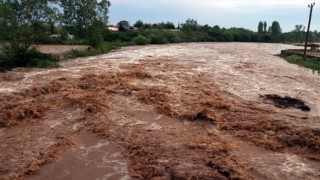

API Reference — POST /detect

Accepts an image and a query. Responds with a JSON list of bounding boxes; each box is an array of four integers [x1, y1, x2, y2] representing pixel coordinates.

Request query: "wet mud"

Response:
[[0, 43, 319, 179]]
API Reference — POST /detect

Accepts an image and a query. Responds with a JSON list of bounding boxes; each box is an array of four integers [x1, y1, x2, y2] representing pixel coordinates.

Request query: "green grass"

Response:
[[0, 41, 136, 71], [63, 41, 134, 60], [285, 55, 320, 71]]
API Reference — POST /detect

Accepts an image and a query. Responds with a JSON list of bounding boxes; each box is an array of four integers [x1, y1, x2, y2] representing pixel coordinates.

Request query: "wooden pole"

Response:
[[304, 2, 315, 60]]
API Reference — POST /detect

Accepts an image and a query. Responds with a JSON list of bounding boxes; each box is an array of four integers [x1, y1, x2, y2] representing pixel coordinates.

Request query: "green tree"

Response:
[[117, 20, 129, 27], [0, 0, 58, 52], [87, 20, 105, 48], [143, 23, 152, 29], [290, 24, 305, 42], [96, 0, 111, 24], [271, 21, 282, 36], [134, 20, 144, 29], [47, 6, 61, 35], [164, 21, 175, 29], [60, 0, 110, 39], [294, 24, 305, 32], [219, 32, 233, 42], [154, 21, 175, 29], [258, 21, 263, 33], [211, 25, 221, 36], [0, 0, 60, 70], [181, 18, 198, 31], [263, 21, 267, 33]]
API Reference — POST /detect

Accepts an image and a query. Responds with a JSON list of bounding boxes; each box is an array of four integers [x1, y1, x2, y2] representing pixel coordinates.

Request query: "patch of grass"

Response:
[[63, 42, 134, 59], [285, 55, 320, 71], [27, 58, 59, 68]]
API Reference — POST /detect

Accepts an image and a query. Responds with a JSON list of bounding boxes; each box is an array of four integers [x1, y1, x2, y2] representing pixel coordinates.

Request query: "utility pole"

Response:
[[304, 2, 315, 60]]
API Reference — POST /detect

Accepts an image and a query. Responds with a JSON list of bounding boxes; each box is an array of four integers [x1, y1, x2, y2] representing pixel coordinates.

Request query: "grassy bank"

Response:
[[0, 42, 134, 72], [0, 47, 59, 72], [63, 42, 133, 60], [285, 55, 320, 71]]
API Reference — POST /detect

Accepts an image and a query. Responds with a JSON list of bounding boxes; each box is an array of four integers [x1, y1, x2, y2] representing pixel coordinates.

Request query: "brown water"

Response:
[[1, 43, 319, 179], [28, 132, 130, 180]]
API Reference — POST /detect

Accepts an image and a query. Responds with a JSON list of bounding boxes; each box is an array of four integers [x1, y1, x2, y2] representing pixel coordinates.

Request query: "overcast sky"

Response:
[[108, 0, 320, 32]]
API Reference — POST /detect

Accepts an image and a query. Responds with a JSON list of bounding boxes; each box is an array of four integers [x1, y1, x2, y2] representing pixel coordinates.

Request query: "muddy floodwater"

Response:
[[0, 43, 319, 179]]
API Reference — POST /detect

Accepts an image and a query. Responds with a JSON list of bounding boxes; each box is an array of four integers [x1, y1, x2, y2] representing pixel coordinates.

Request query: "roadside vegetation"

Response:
[[285, 55, 320, 71], [63, 42, 133, 59], [1, 1, 320, 71]]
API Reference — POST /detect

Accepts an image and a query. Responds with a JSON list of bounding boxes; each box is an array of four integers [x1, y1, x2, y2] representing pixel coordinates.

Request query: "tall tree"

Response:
[[270, 21, 282, 36], [96, 0, 110, 24], [292, 24, 305, 42], [181, 18, 198, 31], [60, 0, 110, 38], [263, 21, 267, 33], [134, 20, 144, 29], [164, 21, 175, 29], [154, 21, 175, 29], [294, 24, 305, 32], [258, 21, 263, 33], [0, 0, 58, 53]]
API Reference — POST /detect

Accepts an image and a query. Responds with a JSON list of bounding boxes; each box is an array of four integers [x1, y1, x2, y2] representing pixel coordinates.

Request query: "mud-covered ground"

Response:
[[0, 43, 319, 180], [36, 45, 88, 55]]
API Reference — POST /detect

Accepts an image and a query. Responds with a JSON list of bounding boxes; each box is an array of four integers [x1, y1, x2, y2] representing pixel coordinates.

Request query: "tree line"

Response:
[[107, 19, 320, 44], [0, 0, 111, 49], [0, 0, 111, 70]]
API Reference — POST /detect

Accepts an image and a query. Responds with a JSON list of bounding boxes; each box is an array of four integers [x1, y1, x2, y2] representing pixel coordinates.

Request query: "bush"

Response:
[[63, 42, 130, 59], [149, 33, 168, 44], [105, 31, 140, 42], [0, 46, 59, 71], [133, 35, 150, 45], [163, 31, 183, 43]]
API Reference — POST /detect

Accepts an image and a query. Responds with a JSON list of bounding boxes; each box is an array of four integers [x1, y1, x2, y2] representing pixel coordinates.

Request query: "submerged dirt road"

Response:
[[0, 43, 319, 179]]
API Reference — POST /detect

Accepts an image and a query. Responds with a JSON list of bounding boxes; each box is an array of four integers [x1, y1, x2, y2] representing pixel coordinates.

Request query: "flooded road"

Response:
[[0, 43, 319, 179]]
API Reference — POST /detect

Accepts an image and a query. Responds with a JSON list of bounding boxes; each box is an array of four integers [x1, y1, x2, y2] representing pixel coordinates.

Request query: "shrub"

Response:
[[0, 46, 59, 71], [149, 33, 168, 44], [163, 31, 183, 43], [133, 35, 150, 45], [63, 42, 128, 59]]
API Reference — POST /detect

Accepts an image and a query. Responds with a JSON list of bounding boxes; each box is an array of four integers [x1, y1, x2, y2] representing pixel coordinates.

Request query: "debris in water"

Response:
[[260, 94, 310, 112]]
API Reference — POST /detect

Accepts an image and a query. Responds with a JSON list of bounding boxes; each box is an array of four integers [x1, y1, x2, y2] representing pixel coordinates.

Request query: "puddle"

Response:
[[27, 132, 131, 180]]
